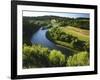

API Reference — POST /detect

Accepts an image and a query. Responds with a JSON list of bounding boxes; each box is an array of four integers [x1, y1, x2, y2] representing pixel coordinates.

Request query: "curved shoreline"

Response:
[[45, 31, 78, 53]]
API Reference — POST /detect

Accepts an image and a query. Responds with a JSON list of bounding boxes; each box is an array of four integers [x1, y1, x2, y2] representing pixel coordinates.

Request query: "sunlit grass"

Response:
[[61, 26, 89, 42]]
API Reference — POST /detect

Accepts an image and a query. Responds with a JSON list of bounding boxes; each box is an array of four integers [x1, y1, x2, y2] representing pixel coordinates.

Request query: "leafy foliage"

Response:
[[23, 44, 89, 68], [67, 51, 89, 66], [49, 50, 65, 67], [23, 44, 50, 68]]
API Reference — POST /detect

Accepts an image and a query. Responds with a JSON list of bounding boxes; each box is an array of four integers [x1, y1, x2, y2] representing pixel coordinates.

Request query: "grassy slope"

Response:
[[53, 26, 89, 52], [61, 26, 89, 42]]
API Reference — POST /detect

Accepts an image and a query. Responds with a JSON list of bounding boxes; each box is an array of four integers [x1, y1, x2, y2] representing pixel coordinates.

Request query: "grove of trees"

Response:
[[23, 44, 89, 68]]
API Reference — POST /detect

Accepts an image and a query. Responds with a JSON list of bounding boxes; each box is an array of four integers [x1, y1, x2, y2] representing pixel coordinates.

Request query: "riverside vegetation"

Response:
[[23, 16, 90, 68]]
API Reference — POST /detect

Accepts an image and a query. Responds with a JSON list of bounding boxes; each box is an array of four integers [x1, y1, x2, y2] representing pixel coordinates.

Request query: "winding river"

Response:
[[31, 27, 73, 56]]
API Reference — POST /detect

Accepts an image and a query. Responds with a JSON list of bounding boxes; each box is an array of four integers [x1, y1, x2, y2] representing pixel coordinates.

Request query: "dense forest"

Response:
[[23, 15, 90, 68]]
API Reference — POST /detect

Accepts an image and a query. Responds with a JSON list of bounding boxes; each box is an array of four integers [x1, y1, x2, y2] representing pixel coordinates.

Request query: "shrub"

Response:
[[73, 40, 86, 51], [23, 44, 34, 68], [67, 51, 89, 66], [49, 50, 65, 67], [23, 44, 50, 68]]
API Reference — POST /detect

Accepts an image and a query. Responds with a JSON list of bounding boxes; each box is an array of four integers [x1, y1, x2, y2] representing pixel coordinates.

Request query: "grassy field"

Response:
[[47, 26, 90, 52], [61, 26, 89, 42], [55, 40, 78, 53]]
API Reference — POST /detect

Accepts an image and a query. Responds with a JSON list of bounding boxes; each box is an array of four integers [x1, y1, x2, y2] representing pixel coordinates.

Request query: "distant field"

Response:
[[61, 26, 89, 42]]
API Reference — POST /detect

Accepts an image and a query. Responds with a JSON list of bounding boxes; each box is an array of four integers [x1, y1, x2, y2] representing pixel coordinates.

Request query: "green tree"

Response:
[[23, 44, 50, 68], [73, 40, 86, 51], [49, 50, 65, 67], [67, 51, 89, 66]]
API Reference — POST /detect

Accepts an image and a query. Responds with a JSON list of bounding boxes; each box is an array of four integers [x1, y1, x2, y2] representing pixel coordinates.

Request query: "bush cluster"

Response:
[[67, 51, 89, 66], [49, 50, 65, 67], [23, 44, 66, 68], [23, 44, 89, 68]]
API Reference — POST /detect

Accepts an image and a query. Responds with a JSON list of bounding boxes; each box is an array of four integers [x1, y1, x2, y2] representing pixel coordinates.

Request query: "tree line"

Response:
[[23, 16, 89, 30]]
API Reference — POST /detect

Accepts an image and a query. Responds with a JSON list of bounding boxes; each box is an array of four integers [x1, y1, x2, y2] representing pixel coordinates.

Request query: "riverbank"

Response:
[[46, 26, 89, 52], [46, 31, 78, 53], [23, 23, 41, 45]]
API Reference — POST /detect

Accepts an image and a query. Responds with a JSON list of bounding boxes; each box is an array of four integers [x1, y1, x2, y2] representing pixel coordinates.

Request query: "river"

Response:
[[31, 27, 73, 56]]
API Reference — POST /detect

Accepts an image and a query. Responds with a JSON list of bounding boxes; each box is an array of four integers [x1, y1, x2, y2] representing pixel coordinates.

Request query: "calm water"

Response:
[[31, 27, 73, 56]]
